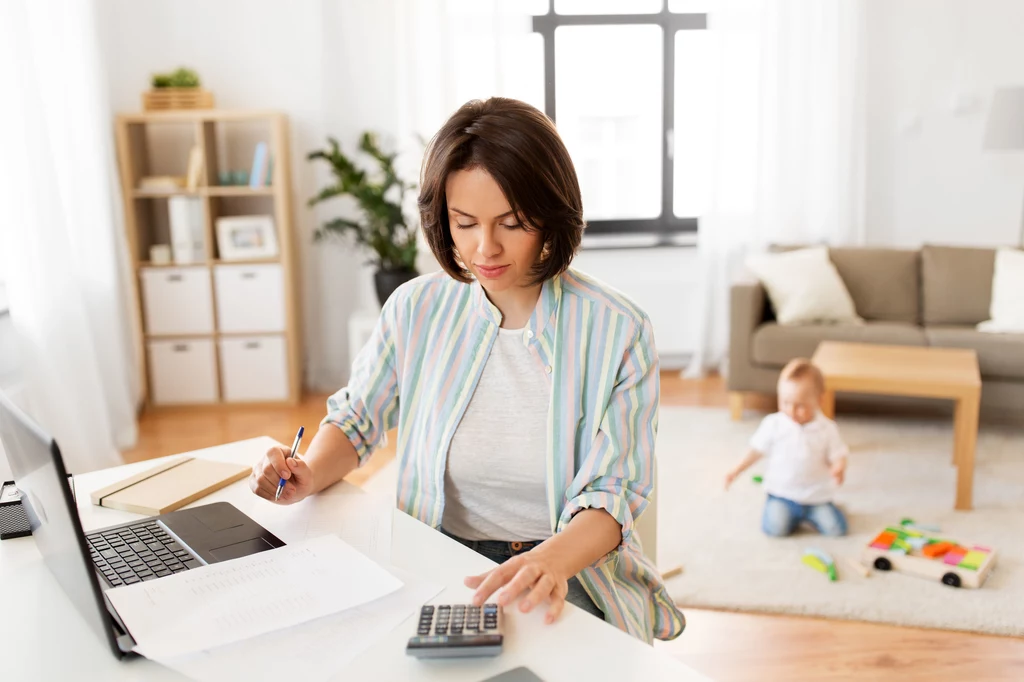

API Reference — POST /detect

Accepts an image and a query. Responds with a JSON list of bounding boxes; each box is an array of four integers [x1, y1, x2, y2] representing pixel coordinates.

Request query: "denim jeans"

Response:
[[762, 494, 848, 537], [441, 528, 605, 620]]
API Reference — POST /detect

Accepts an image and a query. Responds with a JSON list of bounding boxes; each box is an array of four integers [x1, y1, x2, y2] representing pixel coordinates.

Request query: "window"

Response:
[[532, 1, 710, 237]]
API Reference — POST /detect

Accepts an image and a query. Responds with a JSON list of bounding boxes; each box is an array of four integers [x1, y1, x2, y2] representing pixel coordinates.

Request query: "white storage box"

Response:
[[140, 267, 214, 336], [148, 339, 218, 404], [213, 264, 285, 333], [218, 335, 288, 402]]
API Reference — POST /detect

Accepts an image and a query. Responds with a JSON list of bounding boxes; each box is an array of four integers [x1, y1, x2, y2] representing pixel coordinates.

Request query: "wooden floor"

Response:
[[123, 373, 1024, 681]]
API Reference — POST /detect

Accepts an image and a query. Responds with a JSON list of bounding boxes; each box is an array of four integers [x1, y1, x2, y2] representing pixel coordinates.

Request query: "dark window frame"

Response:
[[532, 2, 707, 236]]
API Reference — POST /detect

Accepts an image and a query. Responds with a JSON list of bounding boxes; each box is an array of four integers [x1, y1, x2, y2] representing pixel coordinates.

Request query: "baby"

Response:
[[725, 358, 849, 537]]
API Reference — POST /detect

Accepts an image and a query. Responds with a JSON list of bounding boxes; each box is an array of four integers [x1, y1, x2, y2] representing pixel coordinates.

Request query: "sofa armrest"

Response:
[[728, 280, 767, 390]]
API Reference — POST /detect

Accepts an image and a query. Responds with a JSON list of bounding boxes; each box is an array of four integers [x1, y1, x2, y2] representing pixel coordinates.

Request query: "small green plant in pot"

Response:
[[308, 132, 418, 306]]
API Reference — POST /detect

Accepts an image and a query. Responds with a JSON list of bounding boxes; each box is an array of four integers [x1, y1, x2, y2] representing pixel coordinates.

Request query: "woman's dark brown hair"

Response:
[[418, 97, 585, 284]]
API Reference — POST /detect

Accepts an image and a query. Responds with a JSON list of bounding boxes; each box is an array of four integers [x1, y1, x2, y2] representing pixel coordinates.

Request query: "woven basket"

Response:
[[142, 88, 215, 111]]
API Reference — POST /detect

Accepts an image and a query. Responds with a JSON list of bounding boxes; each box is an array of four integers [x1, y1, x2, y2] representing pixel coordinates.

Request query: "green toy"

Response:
[[802, 548, 838, 581]]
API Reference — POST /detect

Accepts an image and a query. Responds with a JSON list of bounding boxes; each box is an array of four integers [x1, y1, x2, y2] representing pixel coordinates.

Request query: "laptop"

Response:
[[0, 390, 285, 658]]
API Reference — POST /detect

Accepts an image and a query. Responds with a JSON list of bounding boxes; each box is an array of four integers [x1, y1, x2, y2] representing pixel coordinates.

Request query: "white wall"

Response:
[[96, 0, 397, 392], [865, 0, 1024, 248], [95, 0, 699, 387]]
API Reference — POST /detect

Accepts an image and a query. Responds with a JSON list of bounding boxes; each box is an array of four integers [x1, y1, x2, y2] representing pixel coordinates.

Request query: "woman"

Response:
[[249, 98, 684, 643]]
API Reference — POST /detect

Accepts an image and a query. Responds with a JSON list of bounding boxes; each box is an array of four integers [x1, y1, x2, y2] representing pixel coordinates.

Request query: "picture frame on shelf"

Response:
[[215, 215, 278, 261]]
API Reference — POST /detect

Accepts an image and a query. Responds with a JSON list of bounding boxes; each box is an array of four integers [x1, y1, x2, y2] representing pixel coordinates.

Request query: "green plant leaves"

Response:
[[151, 67, 201, 89], [308, 133, 418, 271]]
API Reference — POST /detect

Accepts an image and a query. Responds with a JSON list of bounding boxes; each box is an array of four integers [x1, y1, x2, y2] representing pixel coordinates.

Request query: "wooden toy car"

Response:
[[861, 525, 997, 589]]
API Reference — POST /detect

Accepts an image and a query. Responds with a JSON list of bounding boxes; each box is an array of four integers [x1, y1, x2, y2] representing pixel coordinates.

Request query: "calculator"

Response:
[[405, 603, 504, 658]]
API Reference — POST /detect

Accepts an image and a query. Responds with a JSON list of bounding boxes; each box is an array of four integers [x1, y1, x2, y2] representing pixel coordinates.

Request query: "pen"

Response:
[[275, 426, 305, 501]]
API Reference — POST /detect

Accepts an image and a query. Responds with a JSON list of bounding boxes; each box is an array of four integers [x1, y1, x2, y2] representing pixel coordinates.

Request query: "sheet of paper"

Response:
[[106, 535, 402, 659], [273, 488, 394, 564], [154, 566, 442, 682]]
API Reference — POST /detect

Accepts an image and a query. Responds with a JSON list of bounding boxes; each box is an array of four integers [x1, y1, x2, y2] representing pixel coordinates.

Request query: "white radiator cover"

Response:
[[572, 248, 699, 368]]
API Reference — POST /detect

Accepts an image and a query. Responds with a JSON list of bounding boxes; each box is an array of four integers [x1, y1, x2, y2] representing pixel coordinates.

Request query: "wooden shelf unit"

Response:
[[114, 109, 302, 407]]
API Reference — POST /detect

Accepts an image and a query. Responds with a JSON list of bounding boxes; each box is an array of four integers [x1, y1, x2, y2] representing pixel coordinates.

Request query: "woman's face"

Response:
[[446, 167, 544, 293]]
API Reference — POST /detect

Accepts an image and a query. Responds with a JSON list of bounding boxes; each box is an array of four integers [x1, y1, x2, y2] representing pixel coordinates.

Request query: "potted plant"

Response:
[[143, 67, 214, 110], [308, 132, 419, 306]]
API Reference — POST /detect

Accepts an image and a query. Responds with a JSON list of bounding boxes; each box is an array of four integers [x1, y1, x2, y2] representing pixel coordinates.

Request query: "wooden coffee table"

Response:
[[810, 341, 981, 510]]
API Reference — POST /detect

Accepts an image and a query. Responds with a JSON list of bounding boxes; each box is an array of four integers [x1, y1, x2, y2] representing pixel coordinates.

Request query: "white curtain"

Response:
[[685, 0, 867, 377], [394, 0, 537, 152], [394, 0, 536, 184], [0, 0, 140, 472]]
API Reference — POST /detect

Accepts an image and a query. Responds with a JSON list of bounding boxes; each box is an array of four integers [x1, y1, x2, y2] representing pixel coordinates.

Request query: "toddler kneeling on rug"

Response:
[[725, 358, 849, 537]]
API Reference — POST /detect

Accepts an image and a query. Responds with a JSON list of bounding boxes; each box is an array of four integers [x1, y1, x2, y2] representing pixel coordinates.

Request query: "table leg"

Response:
[[953, 394, 980, 511], [820, 390, 836, 420], [729, 392, 745, 421]]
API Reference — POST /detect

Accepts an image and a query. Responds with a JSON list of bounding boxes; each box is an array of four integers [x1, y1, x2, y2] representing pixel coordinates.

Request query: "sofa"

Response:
[[728, 244, 1024, 422]]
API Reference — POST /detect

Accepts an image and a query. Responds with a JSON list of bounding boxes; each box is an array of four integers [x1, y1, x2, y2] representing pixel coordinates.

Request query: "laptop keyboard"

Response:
[[86, 521, 201, 587]]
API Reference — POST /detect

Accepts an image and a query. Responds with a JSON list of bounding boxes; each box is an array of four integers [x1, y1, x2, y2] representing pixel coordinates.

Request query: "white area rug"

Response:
[[656, 407, 1024, 636]]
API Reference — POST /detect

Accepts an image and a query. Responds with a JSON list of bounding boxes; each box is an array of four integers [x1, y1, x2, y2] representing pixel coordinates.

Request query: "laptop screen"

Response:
[[0, 391, 119, 656]]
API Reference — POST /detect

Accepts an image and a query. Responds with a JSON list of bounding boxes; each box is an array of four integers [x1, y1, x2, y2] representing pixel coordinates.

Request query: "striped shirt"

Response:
[[323, 268, 685, 642]]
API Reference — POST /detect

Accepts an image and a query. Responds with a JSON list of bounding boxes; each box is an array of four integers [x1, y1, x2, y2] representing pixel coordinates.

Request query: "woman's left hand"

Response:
[[465, 549, 569, 624]]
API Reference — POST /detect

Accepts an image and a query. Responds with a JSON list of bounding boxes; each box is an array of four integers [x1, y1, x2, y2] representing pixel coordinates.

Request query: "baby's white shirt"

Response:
[[749, 411, 848, 505]]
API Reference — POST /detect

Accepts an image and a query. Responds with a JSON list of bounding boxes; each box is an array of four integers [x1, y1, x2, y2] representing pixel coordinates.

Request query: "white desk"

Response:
[[0, 437, 709, 682]]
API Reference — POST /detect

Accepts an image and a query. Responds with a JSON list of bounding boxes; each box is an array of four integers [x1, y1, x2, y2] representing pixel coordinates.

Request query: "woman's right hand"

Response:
[[249, 445, 315, 505]]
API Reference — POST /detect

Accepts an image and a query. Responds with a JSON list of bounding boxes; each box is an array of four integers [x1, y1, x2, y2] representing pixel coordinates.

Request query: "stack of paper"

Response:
[[157, 566, 441, 682], [106, 535, 402, 660]]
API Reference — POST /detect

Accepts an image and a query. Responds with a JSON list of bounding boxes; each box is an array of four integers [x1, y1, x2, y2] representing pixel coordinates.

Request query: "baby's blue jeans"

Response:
[[762, 494, 848, 537]]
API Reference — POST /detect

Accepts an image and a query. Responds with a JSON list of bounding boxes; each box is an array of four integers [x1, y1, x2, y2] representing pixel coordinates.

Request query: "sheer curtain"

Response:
[[0, 0, 139, 472], [394, 0, 538, 153], [685, 0, 867, 377]]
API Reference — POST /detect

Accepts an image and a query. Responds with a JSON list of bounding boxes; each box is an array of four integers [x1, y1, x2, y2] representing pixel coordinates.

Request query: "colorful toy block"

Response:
[[802, 548, 838, 581], [907, 537, 928, 551], [922, 541, 953, 558], [892, 538, 912, 552], [943, 549, 966, 565], [871, 531, 897, 549], [959, 550, 987, 571]]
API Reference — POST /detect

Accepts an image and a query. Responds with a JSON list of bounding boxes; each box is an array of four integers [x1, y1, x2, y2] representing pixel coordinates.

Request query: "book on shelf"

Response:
[[185, 145, 204, 190], [249, 142, 269, 188], [167, 196, 205, 264], [138, 175, 185, 192]]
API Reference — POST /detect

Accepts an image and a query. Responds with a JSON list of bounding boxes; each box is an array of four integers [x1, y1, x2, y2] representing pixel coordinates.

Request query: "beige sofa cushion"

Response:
[[925, 326, 1024, 381], [828, 248, 920, 323], [751, 322, 927, 367], [921, 245, 995, 326]]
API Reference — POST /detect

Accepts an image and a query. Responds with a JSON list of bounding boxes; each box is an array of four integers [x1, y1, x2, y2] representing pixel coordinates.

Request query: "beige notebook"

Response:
[[90, 457, 250, 515]]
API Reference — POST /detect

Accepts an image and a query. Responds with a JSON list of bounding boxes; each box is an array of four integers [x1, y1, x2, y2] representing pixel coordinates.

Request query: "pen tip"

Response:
[[298, 426, 304, 437]]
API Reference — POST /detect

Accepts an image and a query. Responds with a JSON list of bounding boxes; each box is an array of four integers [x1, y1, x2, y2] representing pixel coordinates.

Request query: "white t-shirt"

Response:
[[441, 326, 552, 542], [749, 411, 848, 505]]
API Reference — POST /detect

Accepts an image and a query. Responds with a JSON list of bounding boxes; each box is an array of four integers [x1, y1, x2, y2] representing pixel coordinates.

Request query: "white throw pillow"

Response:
[[978, 247, 1024, 333], [745, 247, 862, 325]]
